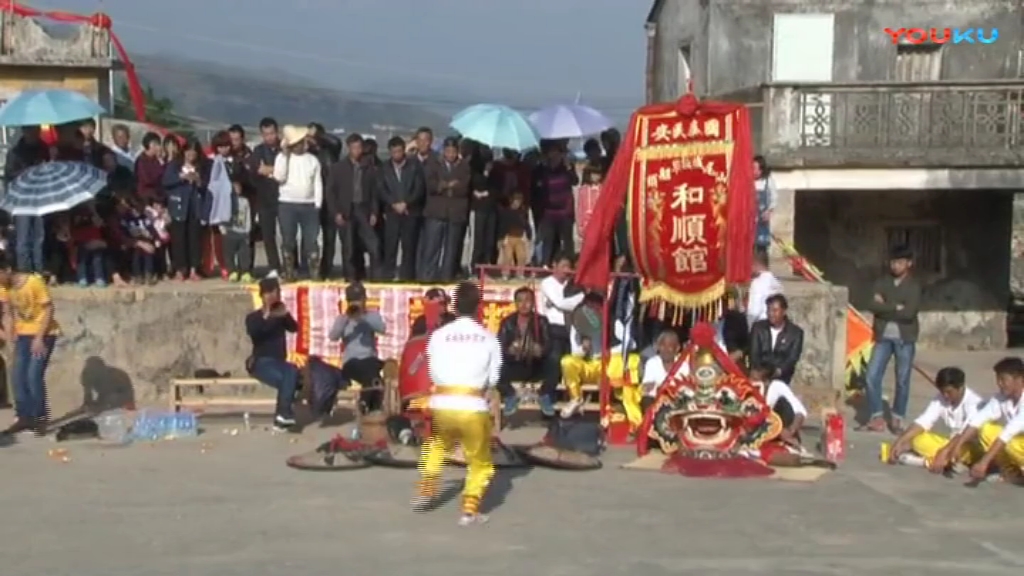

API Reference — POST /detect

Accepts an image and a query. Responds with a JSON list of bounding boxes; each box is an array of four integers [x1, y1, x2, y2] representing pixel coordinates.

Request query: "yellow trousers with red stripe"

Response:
[[560, 353, 643, 429], [417, 408, 494, 515]]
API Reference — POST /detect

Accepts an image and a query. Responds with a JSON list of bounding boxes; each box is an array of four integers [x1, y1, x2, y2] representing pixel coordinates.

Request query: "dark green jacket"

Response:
[[866, 275, 922, 343]]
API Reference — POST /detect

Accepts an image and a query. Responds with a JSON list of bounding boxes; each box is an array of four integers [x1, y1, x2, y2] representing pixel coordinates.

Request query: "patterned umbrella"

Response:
[[449, 104, 539, 151], [1, 161, 108, 216], [0, 88, 105, 127], [528, 103, 612, 139]]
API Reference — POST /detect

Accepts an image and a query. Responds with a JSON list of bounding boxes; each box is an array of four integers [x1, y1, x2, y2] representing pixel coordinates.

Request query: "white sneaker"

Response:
[[457, 513, 489, 527], [560, 399, 583, 419], [265, 270, 279, 279], [272, 415, 296, 432]]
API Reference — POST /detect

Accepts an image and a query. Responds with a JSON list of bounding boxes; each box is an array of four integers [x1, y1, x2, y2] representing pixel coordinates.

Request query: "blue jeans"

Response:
[[864, 338, 916, 420], [14, 215, 44, 273], [76, 248, 105, 284], [132, 249, 154, 279], [250, 357, 299, 419], [12, 335, 56, 421]]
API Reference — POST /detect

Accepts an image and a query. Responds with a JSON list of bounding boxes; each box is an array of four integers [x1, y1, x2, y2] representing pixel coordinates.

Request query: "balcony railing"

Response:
[[753, 81, 1024, 168]]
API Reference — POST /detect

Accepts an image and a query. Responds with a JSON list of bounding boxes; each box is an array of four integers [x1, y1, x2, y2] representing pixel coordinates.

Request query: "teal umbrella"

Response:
[[449, 104, 539, 151], [0, 88, 105, 127]]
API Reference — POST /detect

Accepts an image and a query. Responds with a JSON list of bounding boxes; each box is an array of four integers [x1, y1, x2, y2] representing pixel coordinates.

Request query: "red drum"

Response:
[[398, 335, 431, 402]]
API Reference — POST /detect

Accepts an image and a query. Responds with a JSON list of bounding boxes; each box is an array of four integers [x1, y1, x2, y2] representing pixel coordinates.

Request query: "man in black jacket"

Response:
[[3, 127, 47, 184], [324, 133, 380, 280], [749, 294, 804, 385], [246, 117, 283, 276], [245, 278, 300, 431], [377, 136, 425, 282], [495, 287, 558, 417], [862, 245, 922, 433], [308, 123, 341, 279], [419, 137, 471, 282]]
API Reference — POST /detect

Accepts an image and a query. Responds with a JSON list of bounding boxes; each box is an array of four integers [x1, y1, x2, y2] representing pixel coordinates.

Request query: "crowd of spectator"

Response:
[[0, 117, 626, 287]]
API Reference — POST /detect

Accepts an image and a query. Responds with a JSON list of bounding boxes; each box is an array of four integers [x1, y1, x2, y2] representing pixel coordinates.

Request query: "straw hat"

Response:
[[281, 124, 308, 147]]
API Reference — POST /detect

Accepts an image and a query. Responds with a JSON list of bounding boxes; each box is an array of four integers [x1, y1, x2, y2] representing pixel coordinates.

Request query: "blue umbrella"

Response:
[[0, 89, 105, 127], [1, 161, 108, 216], [449, 104, 539, 151], [529, 103, 612, 139]]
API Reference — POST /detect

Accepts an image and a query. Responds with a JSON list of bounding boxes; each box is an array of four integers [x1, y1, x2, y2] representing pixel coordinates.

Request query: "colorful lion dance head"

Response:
[[636, 323, 783, 477]]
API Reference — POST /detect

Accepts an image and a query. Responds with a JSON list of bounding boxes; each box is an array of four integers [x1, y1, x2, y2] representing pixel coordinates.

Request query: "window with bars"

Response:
[[883, 224, 944, 276], [895, 44, 943, 81]]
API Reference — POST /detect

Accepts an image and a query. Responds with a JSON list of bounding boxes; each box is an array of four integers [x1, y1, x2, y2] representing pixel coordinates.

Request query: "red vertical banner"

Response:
[[626, 112, 738, 313]]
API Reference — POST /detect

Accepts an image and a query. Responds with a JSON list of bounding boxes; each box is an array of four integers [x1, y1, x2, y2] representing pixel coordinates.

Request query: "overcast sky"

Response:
[[31, 0, 648, 114]]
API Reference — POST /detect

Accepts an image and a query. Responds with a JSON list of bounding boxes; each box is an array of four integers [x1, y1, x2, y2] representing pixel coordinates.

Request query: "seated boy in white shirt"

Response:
[[748, 363, 807, 448], [887, 367, 983, 469], [931, 357, 1024, 484], [640, 329, 681, 414]]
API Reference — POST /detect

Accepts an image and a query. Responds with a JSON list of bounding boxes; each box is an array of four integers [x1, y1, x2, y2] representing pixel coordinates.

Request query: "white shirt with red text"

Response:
[[427, 317, 503, 412]]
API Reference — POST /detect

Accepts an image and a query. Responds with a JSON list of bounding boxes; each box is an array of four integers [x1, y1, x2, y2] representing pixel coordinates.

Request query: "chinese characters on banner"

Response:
[[250, 283, 521, 367], [626, 113, 735, 312]]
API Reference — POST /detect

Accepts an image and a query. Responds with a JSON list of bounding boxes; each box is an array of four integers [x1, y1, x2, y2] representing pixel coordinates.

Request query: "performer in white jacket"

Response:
[[414, 281, 503, 525]]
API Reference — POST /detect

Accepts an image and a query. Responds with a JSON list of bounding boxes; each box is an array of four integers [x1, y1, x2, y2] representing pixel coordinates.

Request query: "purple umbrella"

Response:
[[528, 103, 613, 139]]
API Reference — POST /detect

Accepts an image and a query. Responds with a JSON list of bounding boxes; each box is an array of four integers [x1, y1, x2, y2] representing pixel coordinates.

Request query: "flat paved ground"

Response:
[[4, 349, 1024, 576]]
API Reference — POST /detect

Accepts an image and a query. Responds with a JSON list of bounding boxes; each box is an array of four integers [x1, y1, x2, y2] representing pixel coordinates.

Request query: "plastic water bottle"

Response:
[[176, 413, 198, 438], [349, 426, 362, 441], [95, 409, 133, 445], [130, 410, 197, 441]]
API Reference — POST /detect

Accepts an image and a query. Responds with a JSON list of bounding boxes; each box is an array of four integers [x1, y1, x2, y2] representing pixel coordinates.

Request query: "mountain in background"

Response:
[[127, 54, 451, 132]]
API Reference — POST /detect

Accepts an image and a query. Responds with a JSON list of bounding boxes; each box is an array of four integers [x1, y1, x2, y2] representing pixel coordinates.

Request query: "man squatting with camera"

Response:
[[328, 282, 387, 412]]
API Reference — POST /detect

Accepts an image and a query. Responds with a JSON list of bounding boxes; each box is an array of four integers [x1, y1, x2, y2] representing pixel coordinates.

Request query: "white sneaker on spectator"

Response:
[[560, 399, 584, 419], [273, 415, 296, 432], [265, 270, 279, 279]]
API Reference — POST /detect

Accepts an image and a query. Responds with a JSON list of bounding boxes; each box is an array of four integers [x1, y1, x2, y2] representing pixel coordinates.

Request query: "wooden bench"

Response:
[[169, 377, 366, 414], [511, 381, 602, 413]]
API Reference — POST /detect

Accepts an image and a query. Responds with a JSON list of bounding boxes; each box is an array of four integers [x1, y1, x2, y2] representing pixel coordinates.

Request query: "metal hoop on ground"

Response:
[[521, 444, 603, 471], [285, 439, 374, 471], [363, 443, 423, 468], [446, 439, 531, 469]]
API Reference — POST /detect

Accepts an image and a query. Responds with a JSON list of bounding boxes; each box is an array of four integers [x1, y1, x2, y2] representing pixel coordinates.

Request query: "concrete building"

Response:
[[0, 12, 115, 153], [645, 0, 1024, 349]]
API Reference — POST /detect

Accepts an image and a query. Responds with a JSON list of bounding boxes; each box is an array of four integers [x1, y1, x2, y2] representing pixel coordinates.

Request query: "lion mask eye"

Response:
[[717, 388, 738, 405]]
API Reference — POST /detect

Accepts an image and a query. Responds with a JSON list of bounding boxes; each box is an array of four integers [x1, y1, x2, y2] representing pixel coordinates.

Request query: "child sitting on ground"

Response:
[[748, 363, 808, 448]]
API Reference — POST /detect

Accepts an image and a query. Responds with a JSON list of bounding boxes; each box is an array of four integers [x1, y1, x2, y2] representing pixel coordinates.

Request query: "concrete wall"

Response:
[[793, 188, 1012, 349], [651, 0, 1024, 101], [44, 286, 253, 420], [651, 0, 707, 102], [0, 11, 113, 68], [36, 281, 848, 418]]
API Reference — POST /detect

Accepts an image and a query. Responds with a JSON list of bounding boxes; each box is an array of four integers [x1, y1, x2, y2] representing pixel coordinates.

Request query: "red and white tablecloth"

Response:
[[250, 282, 526, 366]]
